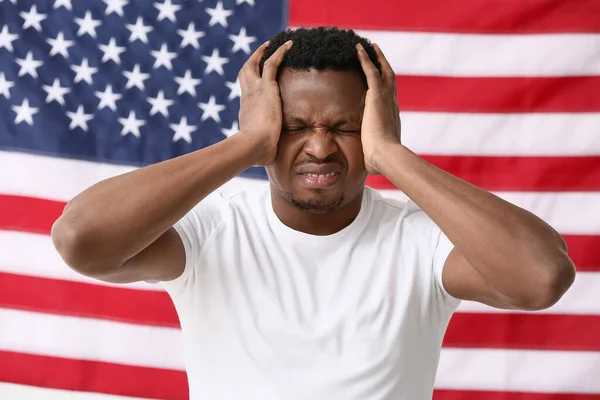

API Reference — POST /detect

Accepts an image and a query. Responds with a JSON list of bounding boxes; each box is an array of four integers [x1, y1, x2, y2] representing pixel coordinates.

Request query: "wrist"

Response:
[[224, 131, 266, 168], [371, 141, 411, 176]]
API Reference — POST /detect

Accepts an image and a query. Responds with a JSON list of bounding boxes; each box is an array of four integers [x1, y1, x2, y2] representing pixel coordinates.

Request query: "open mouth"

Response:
[[297, 171, 341, 188]]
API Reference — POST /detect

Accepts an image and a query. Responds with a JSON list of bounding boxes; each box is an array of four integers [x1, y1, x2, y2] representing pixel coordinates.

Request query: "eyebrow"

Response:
[[283, 115, 361, 124]]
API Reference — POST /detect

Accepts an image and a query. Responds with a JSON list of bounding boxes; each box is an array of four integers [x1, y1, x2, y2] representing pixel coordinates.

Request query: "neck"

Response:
[[270, 188, 364, 236]]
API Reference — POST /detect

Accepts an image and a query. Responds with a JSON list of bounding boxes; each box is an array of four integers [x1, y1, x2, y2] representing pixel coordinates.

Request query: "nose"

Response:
[[303, 127, 339, 161]]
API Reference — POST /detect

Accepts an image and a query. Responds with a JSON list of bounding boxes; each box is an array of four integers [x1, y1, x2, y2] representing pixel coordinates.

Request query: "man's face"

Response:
[[266, 68, 368, 213]]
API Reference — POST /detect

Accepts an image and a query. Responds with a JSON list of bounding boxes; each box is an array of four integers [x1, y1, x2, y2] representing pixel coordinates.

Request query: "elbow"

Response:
[[51, 216, 114, 278], [519, 259, 576, 311]]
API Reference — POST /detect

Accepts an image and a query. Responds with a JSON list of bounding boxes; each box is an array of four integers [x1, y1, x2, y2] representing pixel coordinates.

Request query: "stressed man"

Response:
[[52, 27, 576, 400]]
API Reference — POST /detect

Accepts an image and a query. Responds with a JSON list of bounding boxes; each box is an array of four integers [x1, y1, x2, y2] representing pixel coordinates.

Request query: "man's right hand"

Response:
[[237, 40, 293, 166]]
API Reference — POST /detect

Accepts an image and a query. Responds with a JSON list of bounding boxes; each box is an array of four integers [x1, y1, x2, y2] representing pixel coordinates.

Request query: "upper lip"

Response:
[[296, 163, 343, 175]]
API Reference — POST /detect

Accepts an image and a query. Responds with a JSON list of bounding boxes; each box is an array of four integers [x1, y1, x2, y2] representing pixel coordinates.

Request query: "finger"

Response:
[[356, 43, 381, 89], [262, 40, 293, 81], [240, 40, 271, 83], [372, 43, 396, 87]]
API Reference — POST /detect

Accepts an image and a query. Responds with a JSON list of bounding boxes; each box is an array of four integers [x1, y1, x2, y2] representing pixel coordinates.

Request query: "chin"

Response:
[[286, 189, 346, 213]]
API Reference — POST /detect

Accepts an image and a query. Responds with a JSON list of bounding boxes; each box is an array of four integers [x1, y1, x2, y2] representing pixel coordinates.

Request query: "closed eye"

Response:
[[282, 127, 306, 135], [336, 128, 361, 134]]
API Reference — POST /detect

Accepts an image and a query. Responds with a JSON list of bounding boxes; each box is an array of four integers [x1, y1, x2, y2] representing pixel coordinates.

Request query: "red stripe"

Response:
[[0, 350, 188, 400], [2, 271, 600, 351], [434, 390, 600, 400], [396, 76, 600, 113], [1, 195, 599, 270], [4, 351, 599, 400], [0, 194, 64, 235], [366, 155, 600, 192], [290, 0, 600, 33], [563, 235, 600, 271], [444, 313, 600, 351], [0, 272, 179, 328]]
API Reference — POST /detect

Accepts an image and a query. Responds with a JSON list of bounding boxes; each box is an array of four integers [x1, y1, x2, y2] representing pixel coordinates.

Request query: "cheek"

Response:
[[271, 138, 301, 179], [339, 137, 365, 171]]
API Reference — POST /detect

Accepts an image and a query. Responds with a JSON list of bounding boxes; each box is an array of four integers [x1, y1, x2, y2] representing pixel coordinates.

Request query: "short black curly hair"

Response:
[[259, 26, 381, 77]]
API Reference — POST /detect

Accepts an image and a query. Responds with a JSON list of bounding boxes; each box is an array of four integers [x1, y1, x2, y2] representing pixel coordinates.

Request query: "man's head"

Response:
[[258, 27, 381, 214]]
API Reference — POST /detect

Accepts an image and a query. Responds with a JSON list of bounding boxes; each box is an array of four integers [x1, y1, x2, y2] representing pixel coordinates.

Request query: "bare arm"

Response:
[[51, 133, 259, 283], [356, 43, 575, 311], [51, 40, 294, 284], [377, 144, 575, 310]]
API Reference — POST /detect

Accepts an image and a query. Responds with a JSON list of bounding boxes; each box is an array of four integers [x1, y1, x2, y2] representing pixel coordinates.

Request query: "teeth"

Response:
[[305, 172, 337, 178]]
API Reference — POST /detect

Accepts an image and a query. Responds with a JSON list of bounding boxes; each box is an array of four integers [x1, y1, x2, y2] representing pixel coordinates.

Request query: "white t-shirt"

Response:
[[163, 184, 461, 400]]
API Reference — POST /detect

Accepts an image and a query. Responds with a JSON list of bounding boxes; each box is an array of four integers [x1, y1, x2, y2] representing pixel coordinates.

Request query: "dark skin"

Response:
[[51, 39, 575, 312], [266, 69, 368, 235]]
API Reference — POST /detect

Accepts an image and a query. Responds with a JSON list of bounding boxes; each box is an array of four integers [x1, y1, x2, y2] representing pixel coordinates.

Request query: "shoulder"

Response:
[[365, 186, 443, 242], [174, 183, 270, 246]]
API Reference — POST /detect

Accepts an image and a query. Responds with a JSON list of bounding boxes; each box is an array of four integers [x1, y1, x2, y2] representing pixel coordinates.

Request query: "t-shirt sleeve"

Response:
[[404, 200, 462, 311], [432, 229, 462, 310], [161, 192, 228, 296]]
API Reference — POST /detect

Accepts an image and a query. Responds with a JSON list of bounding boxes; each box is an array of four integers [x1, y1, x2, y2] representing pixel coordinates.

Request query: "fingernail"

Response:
[[356, 43, 363, 51], [286, 40, 293, 46]]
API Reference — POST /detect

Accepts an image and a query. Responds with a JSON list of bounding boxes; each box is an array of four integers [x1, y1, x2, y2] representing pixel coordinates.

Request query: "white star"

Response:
[[206, 1, 233, 27], [0, 72, 15, 99], [66, 105, 93, 131], [151, 43, 176, 70], [47, 32, 74, 58], [236, 0, 255, 5], [229, 27, 256, 54], [123, 64, 150, 90], [53, 0, 72, 10], [174, 70, 201, 97], [16, 52, 43, 78], [221, 121, 239, 138], [147, 90, 173, 117], [126, 17, 152, 43], [74, 11, 101, 38], [225, 77, 241, 100], [42, 78, 70, 105], [170, 116, 196, 143], [155, 0, 181, 22], [177, 22, 204, 49], [119, 110, 145, 138], [72, 58, 98, 84], [0, 26, 18, 52], [202, 48, 228, 76], [12, 98, 39, 125], [20, 5, 47, 32], [95, 84, 122, 111], [99, 37, 126, 64], [199, 96, 225, 122], [104, 0, 128, 16]]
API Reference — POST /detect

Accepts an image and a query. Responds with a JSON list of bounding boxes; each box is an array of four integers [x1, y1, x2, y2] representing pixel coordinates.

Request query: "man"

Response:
[[51, 27, 576, 399]]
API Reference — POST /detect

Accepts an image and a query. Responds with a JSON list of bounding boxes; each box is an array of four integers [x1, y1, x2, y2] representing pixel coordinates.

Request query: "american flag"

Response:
[[1, 0, 599, 399]]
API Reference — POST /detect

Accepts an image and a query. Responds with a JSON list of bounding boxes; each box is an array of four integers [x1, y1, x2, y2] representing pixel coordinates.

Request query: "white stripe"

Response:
[[437, 348, 600, 393], [0, 383, 151, 400], [2, 230, 599, 315], [402, 112, 600, 156], [379, 190, 600, 235], [356, 31, 600, 77], [0, 230, 161, 291], [457, 272, 600, 315], [1, 308, 599, 393], [0, 150, 256, 201], [0, 308, 184, 370], [2, 151, 599, 234]]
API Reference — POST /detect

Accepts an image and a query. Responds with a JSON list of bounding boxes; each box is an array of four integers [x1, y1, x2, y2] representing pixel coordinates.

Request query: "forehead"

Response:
[[278, 68, 366, 120]]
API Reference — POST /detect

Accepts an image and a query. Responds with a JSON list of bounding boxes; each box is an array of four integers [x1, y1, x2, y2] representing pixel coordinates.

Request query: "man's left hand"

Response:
[[356, 43, 402, 175]]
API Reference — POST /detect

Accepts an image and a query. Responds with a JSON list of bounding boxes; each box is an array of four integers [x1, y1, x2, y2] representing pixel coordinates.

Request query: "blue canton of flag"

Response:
[[0, 0, 286, 179]]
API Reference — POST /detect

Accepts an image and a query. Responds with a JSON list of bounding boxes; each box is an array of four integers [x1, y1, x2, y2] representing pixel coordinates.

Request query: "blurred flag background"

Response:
[[1, 0, 599, 399]]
